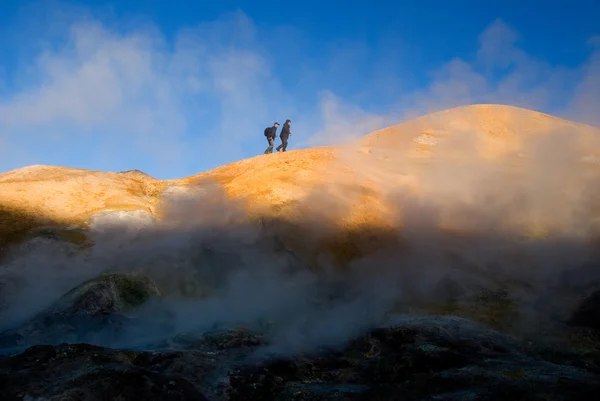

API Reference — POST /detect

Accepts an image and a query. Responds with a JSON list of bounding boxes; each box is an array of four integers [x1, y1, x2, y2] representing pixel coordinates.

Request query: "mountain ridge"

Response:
[[2, 103, 600, 253]]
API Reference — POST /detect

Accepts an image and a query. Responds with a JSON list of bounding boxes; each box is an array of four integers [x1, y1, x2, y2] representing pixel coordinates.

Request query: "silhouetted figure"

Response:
[[264, 122, 279, 154], [276, 119, 292, 152]]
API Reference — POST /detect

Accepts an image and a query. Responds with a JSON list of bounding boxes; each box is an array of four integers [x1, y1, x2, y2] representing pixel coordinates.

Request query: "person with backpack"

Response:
[[276, 119, 292, 152], [264, 122, 279, 154]]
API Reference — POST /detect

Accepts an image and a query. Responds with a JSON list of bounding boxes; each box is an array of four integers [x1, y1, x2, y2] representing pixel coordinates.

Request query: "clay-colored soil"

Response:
[[0, 165, 165, 247], [2, 104, 600, 249]]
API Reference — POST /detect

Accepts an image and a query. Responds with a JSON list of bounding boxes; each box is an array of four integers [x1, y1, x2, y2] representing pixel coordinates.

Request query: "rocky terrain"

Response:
[[1, 273, 600, 400], [2, 104, 600, 400]]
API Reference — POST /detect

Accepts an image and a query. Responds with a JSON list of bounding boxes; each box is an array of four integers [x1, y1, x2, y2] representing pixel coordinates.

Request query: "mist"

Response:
[[2, 120, 600, 358]]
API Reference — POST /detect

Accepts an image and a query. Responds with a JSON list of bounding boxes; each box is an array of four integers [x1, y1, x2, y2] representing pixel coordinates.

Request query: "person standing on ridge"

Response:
[[264, 122, 279, 154], [276, 119, 292, 152]]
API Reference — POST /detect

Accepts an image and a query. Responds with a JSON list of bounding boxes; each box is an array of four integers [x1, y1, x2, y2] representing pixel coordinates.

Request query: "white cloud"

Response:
[[301, 91, 388, 148], [332, 18, 600, 132], [0, 9, 285, 178], [476, 19, 521, 71], [565, 39, 600, 127], [0, 8, 598, 179], [0, 17, 188, 177]]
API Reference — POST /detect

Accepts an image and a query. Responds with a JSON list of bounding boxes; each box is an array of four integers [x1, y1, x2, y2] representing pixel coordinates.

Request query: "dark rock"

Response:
[[57, 273, 162, 315], [224, 316, 600, 400], [0, 273, 163, 350], [569, 290, 600, 330], [0, 343, 208, 401], [1, 312, 599, 400]]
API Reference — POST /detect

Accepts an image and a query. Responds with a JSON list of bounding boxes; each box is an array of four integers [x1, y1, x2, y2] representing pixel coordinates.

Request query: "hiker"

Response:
[[264, 122, 279, 154], [276, 119, 292, 152]]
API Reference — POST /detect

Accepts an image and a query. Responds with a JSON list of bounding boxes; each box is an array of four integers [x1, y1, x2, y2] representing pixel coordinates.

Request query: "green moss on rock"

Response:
[[58, 273, 161, 315], [100, 274, 161, 310]]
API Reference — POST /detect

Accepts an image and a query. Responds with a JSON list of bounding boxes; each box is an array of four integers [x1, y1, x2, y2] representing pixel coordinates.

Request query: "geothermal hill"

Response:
[[3, 104, 600, 400], [2, 104, 600, 253]]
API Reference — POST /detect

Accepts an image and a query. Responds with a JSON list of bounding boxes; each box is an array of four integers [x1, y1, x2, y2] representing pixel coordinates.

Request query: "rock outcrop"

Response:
[[117, 169, 158, 181], [0, 274, 162, 352]]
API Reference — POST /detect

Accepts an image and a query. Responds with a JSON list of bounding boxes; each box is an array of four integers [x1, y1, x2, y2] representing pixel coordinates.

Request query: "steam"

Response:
[[2, 122, 600, 355]]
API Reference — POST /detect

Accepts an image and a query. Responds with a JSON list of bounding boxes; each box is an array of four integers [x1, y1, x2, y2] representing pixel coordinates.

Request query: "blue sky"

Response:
[[0, 0, 599, 179]]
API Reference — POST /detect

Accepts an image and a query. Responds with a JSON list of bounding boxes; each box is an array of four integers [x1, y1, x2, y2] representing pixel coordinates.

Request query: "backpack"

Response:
[[264, 127, 271, 137]]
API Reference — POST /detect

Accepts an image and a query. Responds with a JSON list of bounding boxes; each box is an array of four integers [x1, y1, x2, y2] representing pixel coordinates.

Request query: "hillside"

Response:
[[2, 104, 600, 253], [0, 165, 165, 252], [361, 104, 600, 160]]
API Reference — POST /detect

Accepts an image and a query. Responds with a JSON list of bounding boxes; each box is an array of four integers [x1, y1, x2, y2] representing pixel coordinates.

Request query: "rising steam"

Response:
[[1, 124, 600, 355]]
